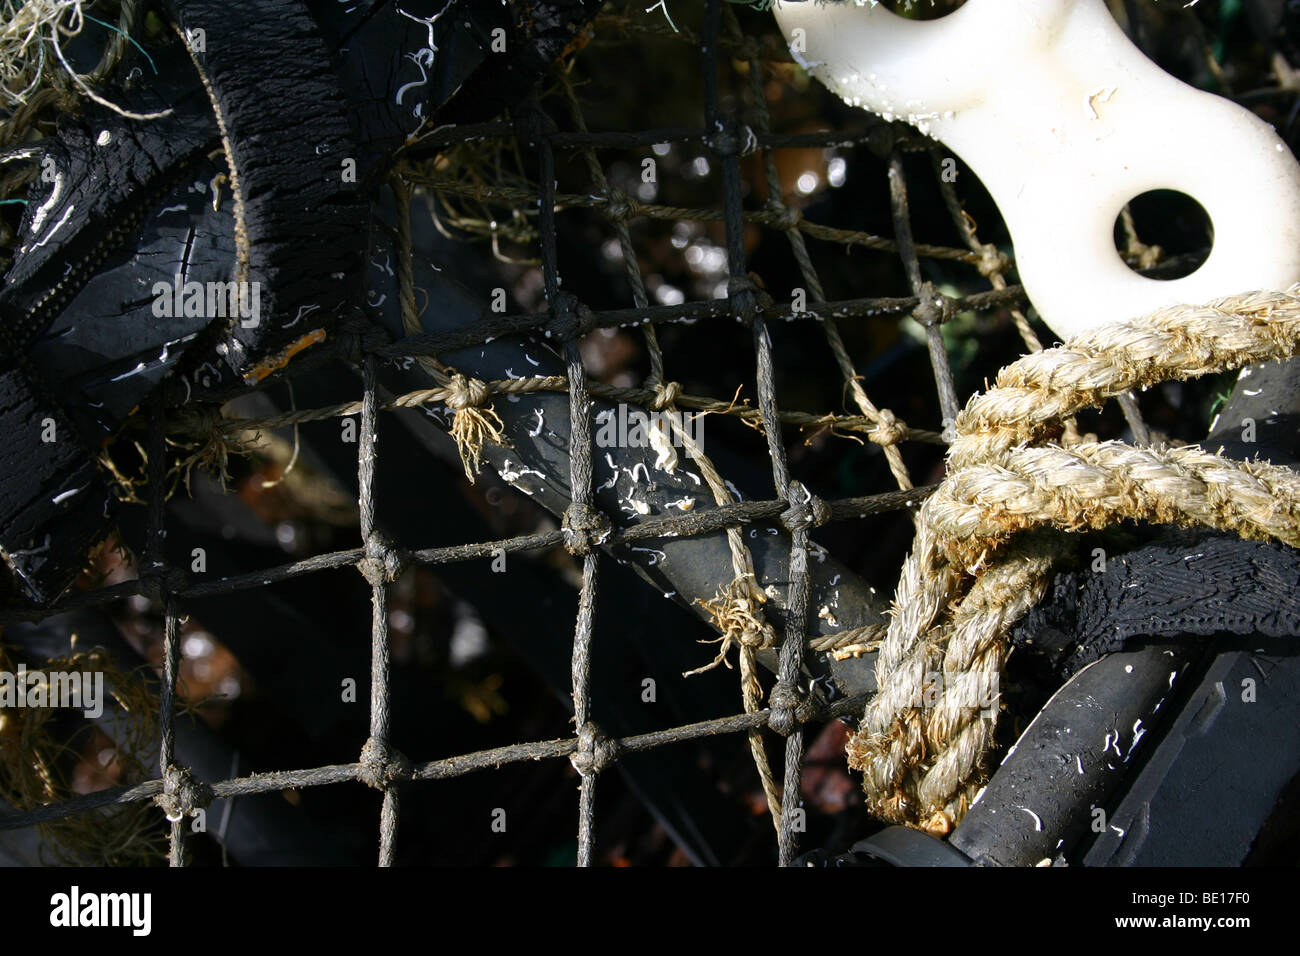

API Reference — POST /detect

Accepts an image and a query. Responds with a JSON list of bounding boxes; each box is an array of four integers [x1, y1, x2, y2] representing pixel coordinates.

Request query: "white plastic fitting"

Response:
[[772, 0, 1300, 341]]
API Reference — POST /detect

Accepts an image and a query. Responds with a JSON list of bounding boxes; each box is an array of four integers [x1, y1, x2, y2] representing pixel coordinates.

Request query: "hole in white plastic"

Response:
[[877, 0, 967, 20], [1113, 189, 1213, 280]]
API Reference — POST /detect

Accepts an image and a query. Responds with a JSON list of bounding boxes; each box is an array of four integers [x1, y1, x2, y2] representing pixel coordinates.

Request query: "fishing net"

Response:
[[0, 0, 1294, 866]]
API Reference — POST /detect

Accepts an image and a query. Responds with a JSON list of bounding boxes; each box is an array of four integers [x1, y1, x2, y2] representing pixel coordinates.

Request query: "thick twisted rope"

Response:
[[850, 285, 1300, 834]]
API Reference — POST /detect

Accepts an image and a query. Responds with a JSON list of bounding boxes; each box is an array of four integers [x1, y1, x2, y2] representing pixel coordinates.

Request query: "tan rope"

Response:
[[740, 55, 917, 495], [391, 173, 507, 481], [668, 403, 785, 828], [1118, 205, 1165, 272], [930, 441, 1300, 563], [176, 376, 941, 447], [851, 284, 1300, 834], [87, 0, 136, 84], [0, 85, 70, 149], [399, 172, 986, 267], [927, 153, 1118, 449], [808, 622, 886, 658]]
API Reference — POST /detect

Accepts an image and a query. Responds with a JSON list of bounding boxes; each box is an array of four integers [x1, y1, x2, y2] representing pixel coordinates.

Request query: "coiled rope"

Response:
[[851, 284, 1300, 835]]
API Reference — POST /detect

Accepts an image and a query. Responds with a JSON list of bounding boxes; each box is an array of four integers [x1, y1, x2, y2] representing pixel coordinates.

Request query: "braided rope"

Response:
[[850, 285, 1300, 834]]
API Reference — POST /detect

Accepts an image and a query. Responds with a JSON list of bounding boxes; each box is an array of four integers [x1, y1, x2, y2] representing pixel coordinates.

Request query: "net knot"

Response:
[[138, 565, 189, 601], [444, 373, 507, 483], [869, 407, 909, 447], [512, 102, 556, 146], [913, 281, 953, 328], [603, 187, 640, 222], [358, 737, 411, 790], [546, 292, 596, 341], [767, 681, 803, 737], [170, 403, 229, 441], [156, 765, 212, 823], [648, 380, 682, 411], [727, 273, 771, 325], [562, 502, 612, 556], [337, 313, 389, 366], [358, 531, 405, 586], [570, 721, 620, 776], [445, 373, 492, 410], [707, 120, 758, 158], [781, 480, 830, 532], [767, 201, 802, 231], [687, 575, 777, 675], [974, 242, 1009, 279], [733, 33, 763, 60]]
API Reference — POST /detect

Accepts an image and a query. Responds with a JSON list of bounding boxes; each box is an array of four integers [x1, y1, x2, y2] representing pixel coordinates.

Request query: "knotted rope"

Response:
[[391, 174, 507, 482], [665, 394, 785, 829], [852, 285, 1300, 835], [156, 764, 213, 823], [443, 371, 506, 481]]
